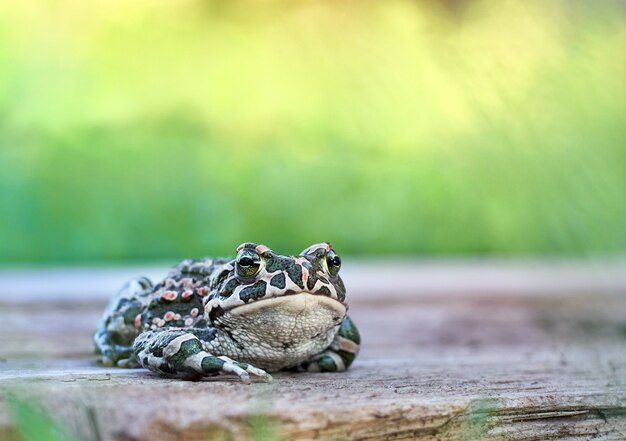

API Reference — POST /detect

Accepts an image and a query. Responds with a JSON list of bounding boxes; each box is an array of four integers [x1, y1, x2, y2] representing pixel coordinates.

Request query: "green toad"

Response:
[[94, 242, 360, 382]]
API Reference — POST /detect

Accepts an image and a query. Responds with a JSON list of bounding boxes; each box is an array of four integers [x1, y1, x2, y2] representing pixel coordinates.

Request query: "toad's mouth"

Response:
[[227, 292, 346, 319]]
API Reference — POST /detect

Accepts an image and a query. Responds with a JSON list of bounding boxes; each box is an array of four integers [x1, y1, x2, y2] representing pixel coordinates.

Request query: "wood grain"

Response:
[[1, 263, 625, 440]]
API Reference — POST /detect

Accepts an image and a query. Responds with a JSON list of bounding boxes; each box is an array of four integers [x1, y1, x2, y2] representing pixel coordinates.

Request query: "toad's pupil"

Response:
[[330, 256, 341, 267], [239, 257, 256, 266]]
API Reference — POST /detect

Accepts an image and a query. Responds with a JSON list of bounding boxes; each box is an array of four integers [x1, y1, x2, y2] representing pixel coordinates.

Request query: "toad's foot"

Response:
[[218, 356, 273, 384], [133, 329, 272, 383]]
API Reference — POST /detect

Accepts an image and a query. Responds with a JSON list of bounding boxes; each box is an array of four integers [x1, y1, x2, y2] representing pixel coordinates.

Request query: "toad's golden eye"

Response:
[[236, 251, 261, 278], [326, 250, 341, 276]]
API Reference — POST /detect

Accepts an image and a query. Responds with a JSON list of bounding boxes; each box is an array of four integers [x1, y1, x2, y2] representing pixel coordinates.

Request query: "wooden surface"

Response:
[[1, 261, 625, 440]]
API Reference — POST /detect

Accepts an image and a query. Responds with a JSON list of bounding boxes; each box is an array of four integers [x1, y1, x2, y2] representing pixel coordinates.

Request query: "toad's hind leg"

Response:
[[294, 316, 361, 372], [94, 277, 152, 367]]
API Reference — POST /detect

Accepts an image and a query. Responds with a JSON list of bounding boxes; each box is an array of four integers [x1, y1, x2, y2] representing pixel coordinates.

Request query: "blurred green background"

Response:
[[0, 0, 624, 263]]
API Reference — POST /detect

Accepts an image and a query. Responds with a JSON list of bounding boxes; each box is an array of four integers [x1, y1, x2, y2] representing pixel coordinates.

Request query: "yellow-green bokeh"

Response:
[[0, 0, 624, 262]]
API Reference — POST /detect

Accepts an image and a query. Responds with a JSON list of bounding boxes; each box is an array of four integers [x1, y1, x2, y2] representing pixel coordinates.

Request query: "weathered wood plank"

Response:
[[1, 263, 625, 440]]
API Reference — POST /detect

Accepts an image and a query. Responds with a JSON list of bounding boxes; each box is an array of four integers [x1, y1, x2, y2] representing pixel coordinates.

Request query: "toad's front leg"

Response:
[[133, 329, 272, 383], [295, 316, 361, 372]]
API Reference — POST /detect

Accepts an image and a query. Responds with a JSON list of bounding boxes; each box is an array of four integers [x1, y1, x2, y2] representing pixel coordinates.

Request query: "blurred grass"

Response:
[[0, 0, 624, 263], [3, 396, 76, 441]]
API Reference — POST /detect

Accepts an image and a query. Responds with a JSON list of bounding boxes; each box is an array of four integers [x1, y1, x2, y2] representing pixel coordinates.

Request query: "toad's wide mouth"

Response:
[[227, 292, 346, 318]]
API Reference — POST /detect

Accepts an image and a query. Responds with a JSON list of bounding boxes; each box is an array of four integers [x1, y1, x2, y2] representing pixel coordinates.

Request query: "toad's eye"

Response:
[[236, 252, 261, 278], [238, 257, 255, 266], [326, 251, 341, 276]]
